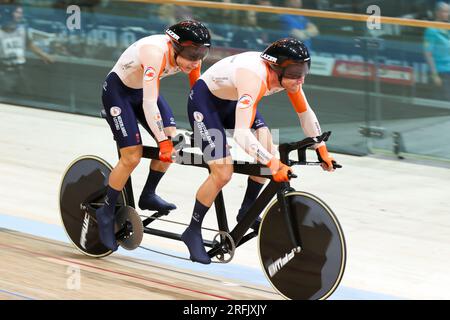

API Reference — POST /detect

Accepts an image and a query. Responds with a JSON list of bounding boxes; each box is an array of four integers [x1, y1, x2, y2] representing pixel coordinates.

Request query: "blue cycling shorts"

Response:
[[101, 72, 176, 148], [187, 79, 268, 162]]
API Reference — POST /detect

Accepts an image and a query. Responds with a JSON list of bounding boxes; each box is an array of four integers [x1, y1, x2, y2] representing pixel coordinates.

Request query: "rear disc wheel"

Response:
[[59, 155, 127, 257]]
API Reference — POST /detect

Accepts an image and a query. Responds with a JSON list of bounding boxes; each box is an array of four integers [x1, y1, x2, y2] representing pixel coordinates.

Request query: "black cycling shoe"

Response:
[[138, 193, 177, 212], [181, 227, 211, 264], [236, 208, 261, 231], [96, 206, 118, 252]]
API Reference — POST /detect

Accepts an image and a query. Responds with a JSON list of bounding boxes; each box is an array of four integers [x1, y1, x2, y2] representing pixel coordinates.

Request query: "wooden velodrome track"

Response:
[[0, 229, 277, 300], [1, 103, 450, 300]]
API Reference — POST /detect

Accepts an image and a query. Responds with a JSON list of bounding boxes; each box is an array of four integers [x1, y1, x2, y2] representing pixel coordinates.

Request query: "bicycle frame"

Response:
[[116, 131, 332, 258]]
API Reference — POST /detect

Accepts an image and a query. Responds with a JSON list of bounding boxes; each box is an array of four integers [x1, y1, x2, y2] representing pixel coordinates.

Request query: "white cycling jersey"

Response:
[[199, 51, 324, 165], [109, 34, 200, 142]]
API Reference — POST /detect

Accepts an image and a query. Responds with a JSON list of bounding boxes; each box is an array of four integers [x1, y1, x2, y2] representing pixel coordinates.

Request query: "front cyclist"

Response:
[[98, 20, 211, 251], [183, 38, 337, 264]]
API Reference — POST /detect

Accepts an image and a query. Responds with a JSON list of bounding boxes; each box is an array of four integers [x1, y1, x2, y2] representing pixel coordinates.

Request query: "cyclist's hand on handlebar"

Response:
[[158, 139, 175, 163], [267, 157, 293, 182], [316, 145, 335, 172]]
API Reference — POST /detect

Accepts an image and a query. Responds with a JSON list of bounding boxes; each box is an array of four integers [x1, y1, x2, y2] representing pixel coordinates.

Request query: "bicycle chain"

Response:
[[138, 214, 223, 233], [137, 213, 235, 264]]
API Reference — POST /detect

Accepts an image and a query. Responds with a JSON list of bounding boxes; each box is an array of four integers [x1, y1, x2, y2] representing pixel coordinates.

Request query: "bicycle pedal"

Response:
[[156, 210, 170, 216]]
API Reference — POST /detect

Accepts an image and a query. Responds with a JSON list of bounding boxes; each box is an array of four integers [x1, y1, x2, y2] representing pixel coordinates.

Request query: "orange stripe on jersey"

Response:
[[156, 55, 167, 92], [250, 81, 268, 127], [287, 86, 307, 113], [189, 64, 201, 88], [264, 62, 271, 91], [167, 41, 176, 67]]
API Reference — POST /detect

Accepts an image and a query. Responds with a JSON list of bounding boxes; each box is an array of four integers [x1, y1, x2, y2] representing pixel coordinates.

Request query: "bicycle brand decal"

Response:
[[261, 53, 277, 63], [267, 246, 301, 278], [166, 29, 180, 41], [79, 212, 90, 250]]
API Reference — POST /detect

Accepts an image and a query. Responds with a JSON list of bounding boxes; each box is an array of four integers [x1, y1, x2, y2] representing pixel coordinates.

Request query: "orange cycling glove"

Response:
[[316, 145, 335, 171], [267, 157, 293, 182], [158, 139, 174, 163]]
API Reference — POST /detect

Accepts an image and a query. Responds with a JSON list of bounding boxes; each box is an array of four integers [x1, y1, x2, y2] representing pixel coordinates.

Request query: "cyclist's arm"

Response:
[[233, 68, 273, 165], [188, 63, 201, 88], [139, 45, 168, 142], [287, 86, 325, 149]]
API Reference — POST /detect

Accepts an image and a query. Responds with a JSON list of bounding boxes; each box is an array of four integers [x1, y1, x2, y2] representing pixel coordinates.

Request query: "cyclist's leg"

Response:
[[181, 80, 233, 264], [236, 112, 275, 229], [182, 158, 233, 264], [99, 72, 144, 251], [133, 94, 177, 211]]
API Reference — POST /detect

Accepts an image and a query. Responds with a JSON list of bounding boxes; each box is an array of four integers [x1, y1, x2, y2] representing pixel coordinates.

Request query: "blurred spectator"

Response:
[[423, 2, 450, 101], [279, 0, 319, 50], [251, 0, 282, 43], [158, 5, 176, 25], [0, 4, 54, 96], [316, 0, 331, 11], [232, 10, 266, 49], [201, 0, 241, 41], [158, 4, 194, 26], [218, 0, 240, 25], [255, 0, 272, 6]]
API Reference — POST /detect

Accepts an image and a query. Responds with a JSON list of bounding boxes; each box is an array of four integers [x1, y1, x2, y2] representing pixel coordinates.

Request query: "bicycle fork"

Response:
[[264, 185, 304, 278], [277, 185, 303, 253]]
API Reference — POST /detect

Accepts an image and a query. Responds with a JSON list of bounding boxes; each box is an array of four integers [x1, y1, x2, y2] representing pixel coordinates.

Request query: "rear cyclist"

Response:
[[183, 38, 337, 264], [98, 20, 211, 251]]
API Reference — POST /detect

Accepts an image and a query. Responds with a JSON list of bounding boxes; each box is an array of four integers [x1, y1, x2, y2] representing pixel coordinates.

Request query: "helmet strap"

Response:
[[278, 74, 284, 87], [169, 41, 180, 67], [268, 63, 285, 89]]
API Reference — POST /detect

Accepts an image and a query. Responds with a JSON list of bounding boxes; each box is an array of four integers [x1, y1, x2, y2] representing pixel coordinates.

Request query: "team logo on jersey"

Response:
[[261, 53, 277, 63], [110, 106, 121, 117], [154, 114, 162, 121], [193, 111, 204, 122], [237, 94, 254, 109], [144, 66, 156, 81]]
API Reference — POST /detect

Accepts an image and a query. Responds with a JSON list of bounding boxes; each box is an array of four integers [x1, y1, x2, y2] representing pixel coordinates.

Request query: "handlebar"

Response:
[[289, 159, 343, 169], [287, 172, 298, 179], [169, 131, 342, 179], [279, 131, 331, 156], [279, 131, 342, 171]]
